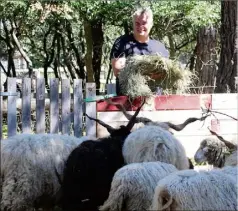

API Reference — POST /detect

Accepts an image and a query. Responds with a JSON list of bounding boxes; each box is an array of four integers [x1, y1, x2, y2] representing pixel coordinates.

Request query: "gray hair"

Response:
[[132, 7, 153, 23]]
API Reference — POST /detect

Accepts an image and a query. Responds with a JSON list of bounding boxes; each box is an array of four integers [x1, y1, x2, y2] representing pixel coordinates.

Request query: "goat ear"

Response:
[[126, 97, 146, 131], [85, 113, 115, 133]]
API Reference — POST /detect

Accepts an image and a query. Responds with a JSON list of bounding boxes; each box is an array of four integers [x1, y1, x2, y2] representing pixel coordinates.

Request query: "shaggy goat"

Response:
[[61, 99, 145, 211], [122, 125, 190, 170], [0, 133, 92, 211], [194, 134, 237, 168], [150, 166, 238, 210], [99, 161, 177, 211]]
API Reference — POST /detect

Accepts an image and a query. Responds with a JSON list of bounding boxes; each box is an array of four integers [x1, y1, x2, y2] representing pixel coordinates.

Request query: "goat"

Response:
[[60, 98, 145, 211], [194, 128, 237, 168], [0, 133, 93, 211]]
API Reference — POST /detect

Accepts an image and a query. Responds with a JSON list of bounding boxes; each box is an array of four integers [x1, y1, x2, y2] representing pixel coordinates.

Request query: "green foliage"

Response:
[[0, 0, 221, 81]]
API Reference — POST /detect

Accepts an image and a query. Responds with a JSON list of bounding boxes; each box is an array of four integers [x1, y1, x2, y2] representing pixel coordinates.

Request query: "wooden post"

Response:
[[50, 78, 59, 134], [74, 79, 83, 137], [7, 78, 17, 137], [22, 78, 31, 133], [36, 78, 45, 133], [86, 83, 96, 137]]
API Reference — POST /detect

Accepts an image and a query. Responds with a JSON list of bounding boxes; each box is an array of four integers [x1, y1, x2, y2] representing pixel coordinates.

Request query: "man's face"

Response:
[[133, 13, 153, 37]]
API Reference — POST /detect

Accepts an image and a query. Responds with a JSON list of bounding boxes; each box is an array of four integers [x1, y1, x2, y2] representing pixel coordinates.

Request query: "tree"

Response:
[[215, 1, 237, 93], [194, 26, 218, 93]]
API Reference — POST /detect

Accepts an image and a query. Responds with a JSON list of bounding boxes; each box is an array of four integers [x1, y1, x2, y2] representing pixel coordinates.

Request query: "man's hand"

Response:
[[111, 57, 126, 77], [114, 57, 126, 69]]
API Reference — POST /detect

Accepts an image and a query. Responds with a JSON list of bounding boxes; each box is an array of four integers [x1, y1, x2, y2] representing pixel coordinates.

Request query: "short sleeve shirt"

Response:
[[110, 34, 169, 60]]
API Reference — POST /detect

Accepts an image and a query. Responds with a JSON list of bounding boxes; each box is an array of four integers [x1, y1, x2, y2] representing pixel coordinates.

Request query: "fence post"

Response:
[[74, 79, 83, 137], [86, 83, 96, 137], [36, 78, 45, 133], [22, 77, 31, 133], [7, 78, 17, 137], [50, 78, 59, 134], [62, 79, 71, 135]]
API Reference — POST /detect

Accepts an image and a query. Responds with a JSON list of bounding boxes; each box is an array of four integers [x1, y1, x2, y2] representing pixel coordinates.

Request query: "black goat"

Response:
[[60, 98, 145, 211]]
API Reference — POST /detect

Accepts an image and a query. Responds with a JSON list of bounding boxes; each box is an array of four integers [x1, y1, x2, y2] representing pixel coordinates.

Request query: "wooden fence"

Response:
[[0, 77, 100, 139]]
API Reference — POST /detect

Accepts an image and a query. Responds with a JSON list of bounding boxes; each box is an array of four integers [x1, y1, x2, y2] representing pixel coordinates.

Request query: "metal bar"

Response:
[[0, 92, 19, 96]]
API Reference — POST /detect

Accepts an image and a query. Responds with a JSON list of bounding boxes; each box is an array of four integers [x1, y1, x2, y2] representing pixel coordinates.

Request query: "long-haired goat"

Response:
[[99, 161, 177, 211], [150, 166, 238, 210], [194, 128, 237, 168], [0, 133, 93, 211], [60, 99, 145, 211]]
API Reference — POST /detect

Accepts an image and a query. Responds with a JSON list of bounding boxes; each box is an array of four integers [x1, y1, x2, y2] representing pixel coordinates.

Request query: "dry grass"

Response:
[[119, 54, 196, 98]]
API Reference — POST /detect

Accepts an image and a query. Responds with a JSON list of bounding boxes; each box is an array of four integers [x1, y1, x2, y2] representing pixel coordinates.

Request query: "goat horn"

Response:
[[106, 99, 152, 123], [126, 97, 146, 131], [85, 113, 115, 133], [164, 114, 211, 131], [207, 127, 237, 150]]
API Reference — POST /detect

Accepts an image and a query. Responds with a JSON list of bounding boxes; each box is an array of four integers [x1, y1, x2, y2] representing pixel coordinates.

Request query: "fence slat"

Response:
[[22, 78, 31, 133], [106, 83, 116, 95], [74, 79, 83, 137], [50, 78, 59, 134], [7, 78, 17, 137], [36, 78, 45, 133], [62, 79, 71, 135], [0, 85, 2, 140], [86, 83, 96, 137]]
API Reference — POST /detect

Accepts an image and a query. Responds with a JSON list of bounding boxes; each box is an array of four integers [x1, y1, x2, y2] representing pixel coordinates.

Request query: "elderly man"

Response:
[[110, 7, 169, 95]]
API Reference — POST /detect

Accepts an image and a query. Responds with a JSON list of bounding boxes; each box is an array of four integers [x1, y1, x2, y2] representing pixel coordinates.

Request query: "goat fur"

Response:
[[61, 126, 142, 210], [99, 161, 177, 211], [122, 126, 190, 170], [0, 133, 91, 211], [150, 166, 238, 211], [194, 136, 238, 167]]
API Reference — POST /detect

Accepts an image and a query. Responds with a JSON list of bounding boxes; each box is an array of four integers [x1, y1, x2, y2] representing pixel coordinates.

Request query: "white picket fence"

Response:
[[0, 77, 115, 140]]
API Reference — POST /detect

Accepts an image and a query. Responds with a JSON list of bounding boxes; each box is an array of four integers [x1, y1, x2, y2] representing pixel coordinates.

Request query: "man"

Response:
[[110, 7, 169, 95]]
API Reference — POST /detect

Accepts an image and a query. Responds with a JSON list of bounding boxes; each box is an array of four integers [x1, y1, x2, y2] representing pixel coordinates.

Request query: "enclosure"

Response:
[[1, 77, 237, 159]]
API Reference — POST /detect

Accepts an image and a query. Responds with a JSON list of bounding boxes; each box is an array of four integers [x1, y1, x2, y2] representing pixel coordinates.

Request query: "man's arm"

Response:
[[110, 36, 126, 77]]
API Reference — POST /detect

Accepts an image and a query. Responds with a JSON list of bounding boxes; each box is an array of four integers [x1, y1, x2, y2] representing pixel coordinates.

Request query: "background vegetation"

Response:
[[0, 0, 237, 94]]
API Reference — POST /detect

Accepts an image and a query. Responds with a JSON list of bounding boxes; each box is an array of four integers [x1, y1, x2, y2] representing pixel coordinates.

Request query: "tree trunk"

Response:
[[12, 29, 33, 77], [65, 20, 85, 80], [92, 19, 104, 95], [195, 26, 218, 93], [215, 1, 237, 93], [167, 33, 176, 59], [83, 20, 94, 82]]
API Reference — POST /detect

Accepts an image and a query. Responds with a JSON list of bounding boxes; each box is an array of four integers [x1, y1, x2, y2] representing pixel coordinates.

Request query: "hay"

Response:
[[118, 54, 195, 98]]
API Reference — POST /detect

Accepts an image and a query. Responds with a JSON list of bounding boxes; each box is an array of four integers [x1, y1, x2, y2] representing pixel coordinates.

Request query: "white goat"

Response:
[[100, 161, 177, 211], [151, 166, 238, 210], [0, 133, 93, 211], [123, 125, 190, 170]]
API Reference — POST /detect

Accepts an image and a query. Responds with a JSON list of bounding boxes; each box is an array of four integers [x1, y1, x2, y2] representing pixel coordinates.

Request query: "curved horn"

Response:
[[164, 114, 210, 131], [85, 113, 115, 134], [106, 99, 152, 123], [126, 97, 146, 131], [208, 127, 237, 150]]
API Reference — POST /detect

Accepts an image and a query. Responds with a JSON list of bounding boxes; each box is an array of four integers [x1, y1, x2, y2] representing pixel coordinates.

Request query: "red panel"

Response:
[[154, 94, 212, 110], [97, 94, 212, 111], [97, 96, 145, 111]]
